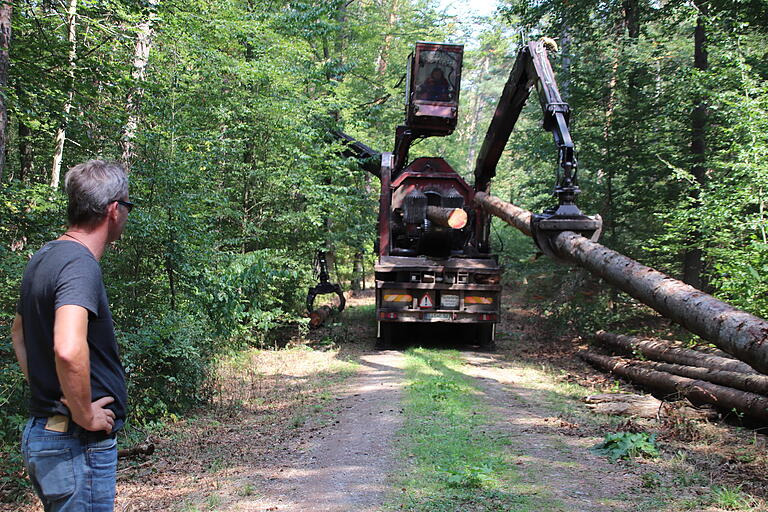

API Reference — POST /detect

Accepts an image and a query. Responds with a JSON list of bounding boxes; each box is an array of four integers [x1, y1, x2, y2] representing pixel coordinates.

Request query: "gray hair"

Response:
[[64, 160, 129, 227]]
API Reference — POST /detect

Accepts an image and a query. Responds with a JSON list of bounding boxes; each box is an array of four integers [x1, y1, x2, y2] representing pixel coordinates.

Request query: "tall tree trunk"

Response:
[[352, 252, 363, 291], [683, 0, 709, 290], [0, 0, 11, 183], [465, 55, 489, 173], [121, 0, 159, 169], [18, 121, 33, 182], [375, 0, 399, 76], [50, 0, 78, 189], [559, 23, 572, 102]]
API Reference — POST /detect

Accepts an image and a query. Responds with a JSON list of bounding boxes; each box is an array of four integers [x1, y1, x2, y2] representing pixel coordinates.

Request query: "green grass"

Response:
[[388, 348, 562, 512]]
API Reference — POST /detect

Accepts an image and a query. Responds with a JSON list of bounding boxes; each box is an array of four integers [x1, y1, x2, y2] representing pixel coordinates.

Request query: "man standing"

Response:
[[11, 160, 132, 511]]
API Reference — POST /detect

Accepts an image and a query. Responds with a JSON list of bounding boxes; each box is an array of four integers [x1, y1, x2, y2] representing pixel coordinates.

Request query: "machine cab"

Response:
[[406, 42, 463, 136]]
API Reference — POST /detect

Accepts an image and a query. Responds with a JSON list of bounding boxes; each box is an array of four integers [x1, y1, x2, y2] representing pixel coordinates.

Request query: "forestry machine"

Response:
[[339, 39, 600, 350]]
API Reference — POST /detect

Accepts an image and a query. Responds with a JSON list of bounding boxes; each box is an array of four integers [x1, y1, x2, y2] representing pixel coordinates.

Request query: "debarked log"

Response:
[[426, 206, 468, 229], [473, 193, 768, 375], [309, 305, 333, 329], [595, 331, 758, 375], [583, 393, 717, 420], [578, 351, 768, 422]]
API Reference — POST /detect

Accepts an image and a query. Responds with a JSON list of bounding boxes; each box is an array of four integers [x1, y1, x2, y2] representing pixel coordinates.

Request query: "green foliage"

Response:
[[119, 313, 215, 423], [592, 432, 660, 462], [442, 464, 495, 489]]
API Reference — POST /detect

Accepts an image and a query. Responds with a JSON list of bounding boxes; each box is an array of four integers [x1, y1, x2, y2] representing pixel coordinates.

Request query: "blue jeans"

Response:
[[21, 417, 117, 512]]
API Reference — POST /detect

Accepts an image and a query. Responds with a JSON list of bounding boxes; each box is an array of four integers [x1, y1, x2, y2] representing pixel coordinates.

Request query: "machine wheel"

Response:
[[477, 324, 495, 352], [376, 322, 393, 350]]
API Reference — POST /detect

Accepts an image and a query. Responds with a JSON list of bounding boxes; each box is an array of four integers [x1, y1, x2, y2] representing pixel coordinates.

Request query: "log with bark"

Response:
[[578, 351, 768, 422], [594, 331, 758, 375], [118, 442, 155, 459], [474, 192, 532, 236], [639, 359, 768, 396], [583, 393, 716, 420], [426, 206, 468, 229], [309, 305, 333, 329], [473, 192, 768, 375]]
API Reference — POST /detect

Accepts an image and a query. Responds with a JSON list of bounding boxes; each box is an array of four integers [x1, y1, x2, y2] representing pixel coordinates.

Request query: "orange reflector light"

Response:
[[383, 294, 413, 303], [379, 312, 398, 320], [465, 296, 493, 304]]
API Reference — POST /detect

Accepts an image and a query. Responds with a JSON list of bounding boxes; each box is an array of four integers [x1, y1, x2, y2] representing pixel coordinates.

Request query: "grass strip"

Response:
[[390, 348, 558, 512]]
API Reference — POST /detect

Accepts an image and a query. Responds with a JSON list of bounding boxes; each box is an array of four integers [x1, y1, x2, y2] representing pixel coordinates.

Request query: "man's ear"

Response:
[[107, 201, 120, 220]]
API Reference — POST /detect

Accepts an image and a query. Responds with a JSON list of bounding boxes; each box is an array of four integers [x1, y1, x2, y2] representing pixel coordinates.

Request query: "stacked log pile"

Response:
[[579, 331, 768, 421]]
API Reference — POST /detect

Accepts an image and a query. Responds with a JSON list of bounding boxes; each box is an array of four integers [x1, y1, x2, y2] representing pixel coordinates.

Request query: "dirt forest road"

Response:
[[231, 351, 407, 512], [5, 291, 767, 511]]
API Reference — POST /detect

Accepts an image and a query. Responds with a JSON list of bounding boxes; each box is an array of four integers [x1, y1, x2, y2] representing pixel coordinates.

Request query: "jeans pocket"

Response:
[[27, 448, 76, 501], [87, 437, 117, 471]]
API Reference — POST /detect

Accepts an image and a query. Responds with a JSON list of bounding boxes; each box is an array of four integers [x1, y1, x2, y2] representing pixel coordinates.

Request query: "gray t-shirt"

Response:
[[17, 240, 126, 430]]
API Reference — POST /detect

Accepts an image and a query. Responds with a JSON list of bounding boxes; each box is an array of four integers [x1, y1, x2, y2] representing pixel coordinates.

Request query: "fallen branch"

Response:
[[309, 305, 333, 329], [118, 442, 155, 459], [595, 331, 758, 375], [578, 351, 768, 422]]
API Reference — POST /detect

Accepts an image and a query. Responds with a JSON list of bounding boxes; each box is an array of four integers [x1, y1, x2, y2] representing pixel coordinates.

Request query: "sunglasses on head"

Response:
[[114, 200, 135, 213]]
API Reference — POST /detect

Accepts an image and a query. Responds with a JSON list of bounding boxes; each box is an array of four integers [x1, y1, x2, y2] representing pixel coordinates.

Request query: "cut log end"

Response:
[[426, 206, 468, 229]]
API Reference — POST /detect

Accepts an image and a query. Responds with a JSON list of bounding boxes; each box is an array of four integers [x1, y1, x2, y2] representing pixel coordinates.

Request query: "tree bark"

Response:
[[473, 192, 532, 236], [50, 0, 78, 189], [121, 0, 159, 168], [473, 194, 768, 374], [639, 360, 768, 396], [579, 351, 768, 422], [595, 330, 758, 375], [0, 0, 11, 183]]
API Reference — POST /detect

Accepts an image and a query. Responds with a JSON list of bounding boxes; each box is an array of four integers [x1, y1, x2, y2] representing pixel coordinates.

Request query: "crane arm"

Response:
[[472, 39, 600, 259], [473, 39, 576, 204]]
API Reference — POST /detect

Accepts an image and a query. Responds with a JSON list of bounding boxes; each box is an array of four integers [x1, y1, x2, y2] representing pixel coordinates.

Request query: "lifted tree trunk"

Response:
[[473, 193, 768, 375]]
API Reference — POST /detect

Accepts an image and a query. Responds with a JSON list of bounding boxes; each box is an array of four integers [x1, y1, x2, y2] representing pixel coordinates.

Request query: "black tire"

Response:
[[477, 323, 496, 352], [376, 322, 393, 350]]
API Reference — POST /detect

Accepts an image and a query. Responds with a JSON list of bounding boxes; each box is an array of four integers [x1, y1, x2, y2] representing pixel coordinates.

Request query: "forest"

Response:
[[1, 0, 767, 505]]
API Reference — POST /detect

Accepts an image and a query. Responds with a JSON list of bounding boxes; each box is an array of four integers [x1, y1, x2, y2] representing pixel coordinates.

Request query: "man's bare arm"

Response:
[[11, 314, 29, 382], [54, 305, 115, 433]]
